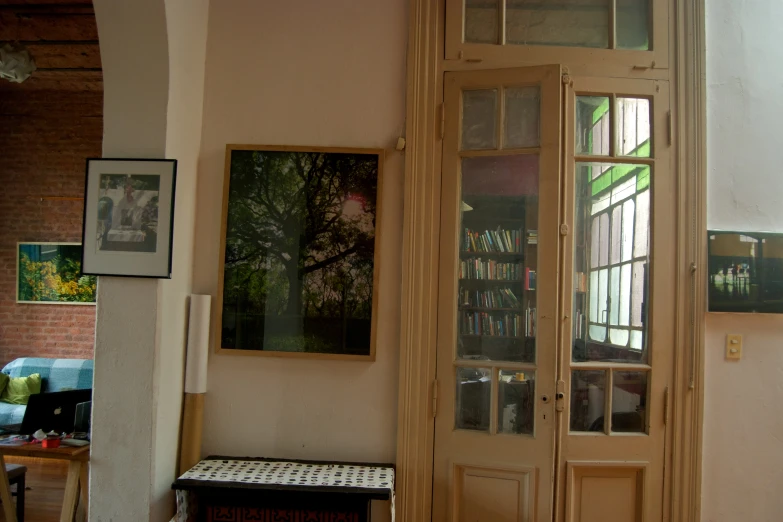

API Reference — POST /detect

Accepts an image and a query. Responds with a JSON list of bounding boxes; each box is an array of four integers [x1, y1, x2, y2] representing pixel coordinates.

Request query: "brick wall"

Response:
[[0, 88, 103, 366]]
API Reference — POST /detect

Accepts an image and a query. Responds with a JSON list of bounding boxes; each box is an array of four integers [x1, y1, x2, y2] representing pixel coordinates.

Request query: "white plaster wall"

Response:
[[150, 1, 210, 520], [703, 0, 783, 520], [193, 3, 406, 518], [90, 1, 169, 520]]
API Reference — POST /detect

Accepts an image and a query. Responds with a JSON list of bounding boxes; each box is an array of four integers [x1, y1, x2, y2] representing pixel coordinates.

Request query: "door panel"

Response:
[[556, 76, 672, 522], [457, 465, 536, 522], [564, 462, 647, 522], [433, 65, 562, 522]]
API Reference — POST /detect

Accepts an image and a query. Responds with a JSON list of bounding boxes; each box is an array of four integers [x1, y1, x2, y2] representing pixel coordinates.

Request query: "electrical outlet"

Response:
[[726, 334, 742, 361]]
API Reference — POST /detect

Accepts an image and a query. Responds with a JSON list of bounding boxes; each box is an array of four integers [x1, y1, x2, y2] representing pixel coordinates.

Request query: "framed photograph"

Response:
[[708, 230, 783, 313], [217, 145, 384, 360], [17, 242, 97, 305], [81, 158, 177, 278]]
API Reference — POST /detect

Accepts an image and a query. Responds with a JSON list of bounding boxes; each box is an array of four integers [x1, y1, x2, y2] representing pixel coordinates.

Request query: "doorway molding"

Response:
[[395, 0, 707, 520], [395, 0, 441, 520]]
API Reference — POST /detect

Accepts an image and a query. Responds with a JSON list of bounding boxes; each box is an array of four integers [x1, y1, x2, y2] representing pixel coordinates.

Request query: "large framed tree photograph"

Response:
[[217, 145, 384, 360]]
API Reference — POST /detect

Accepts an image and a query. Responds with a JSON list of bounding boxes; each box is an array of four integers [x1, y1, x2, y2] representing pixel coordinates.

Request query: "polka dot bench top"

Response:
[[180, 459, 395, 491]]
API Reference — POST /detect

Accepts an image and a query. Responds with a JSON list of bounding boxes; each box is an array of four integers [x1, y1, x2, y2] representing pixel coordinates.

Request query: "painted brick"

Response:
[[0, 89, 102, 366]]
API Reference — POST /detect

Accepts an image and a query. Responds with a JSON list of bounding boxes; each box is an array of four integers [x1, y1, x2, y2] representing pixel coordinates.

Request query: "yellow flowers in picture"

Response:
[[17, 243, 97, 304]]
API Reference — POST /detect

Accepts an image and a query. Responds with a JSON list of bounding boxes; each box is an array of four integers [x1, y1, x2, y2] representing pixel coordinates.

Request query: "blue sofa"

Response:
[[0, 358, 94, 426]]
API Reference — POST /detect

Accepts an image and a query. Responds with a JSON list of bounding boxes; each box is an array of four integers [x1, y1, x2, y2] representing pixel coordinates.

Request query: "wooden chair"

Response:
[[4, 464, 26, 522]]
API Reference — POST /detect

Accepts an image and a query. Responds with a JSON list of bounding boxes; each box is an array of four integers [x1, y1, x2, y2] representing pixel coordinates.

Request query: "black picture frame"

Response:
[[81, 158, 177, 278], [707, 230, 783, 313]]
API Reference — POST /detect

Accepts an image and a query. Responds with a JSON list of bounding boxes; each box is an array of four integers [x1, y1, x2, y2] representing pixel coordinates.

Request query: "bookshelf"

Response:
[[457, 194, 538, 363]]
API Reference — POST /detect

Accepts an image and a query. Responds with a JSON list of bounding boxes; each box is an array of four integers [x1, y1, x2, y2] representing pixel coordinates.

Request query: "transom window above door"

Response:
[[445, 0, 668, 68], [463, 0, 651, 50]]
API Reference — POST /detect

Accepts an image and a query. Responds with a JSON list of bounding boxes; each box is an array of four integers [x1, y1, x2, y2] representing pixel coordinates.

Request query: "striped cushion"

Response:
[[0, 403, 25, 426], [1, 358, 93, 393]]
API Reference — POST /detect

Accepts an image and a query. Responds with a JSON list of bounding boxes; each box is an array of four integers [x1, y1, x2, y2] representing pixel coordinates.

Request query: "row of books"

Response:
[[461, 311, 524, 338], [460, 287, 522, 308], [459, 259, 523, 281], [463, 228, 522, 253], [458, 265, 537, 290], [460, 307, 537, 337]]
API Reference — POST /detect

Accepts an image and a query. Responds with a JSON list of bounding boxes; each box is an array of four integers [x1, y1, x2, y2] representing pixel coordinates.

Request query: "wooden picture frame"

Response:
[[216, 145, 384, 360]]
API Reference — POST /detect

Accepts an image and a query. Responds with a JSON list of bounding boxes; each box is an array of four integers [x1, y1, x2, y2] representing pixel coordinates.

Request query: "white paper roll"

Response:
[[185, 294, 211, 394]]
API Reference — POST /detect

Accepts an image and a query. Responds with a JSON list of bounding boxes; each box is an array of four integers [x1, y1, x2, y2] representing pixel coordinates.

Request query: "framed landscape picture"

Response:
[[708, 230, 783, 314], [81, 158, 177, 278], [217, 145, 384, 360], [17, 243, 97, 305]]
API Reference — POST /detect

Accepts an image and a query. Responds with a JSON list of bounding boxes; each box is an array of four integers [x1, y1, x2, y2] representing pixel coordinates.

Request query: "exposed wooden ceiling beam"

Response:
[[0, 0, 101, 88], [0, 5, 93, 12], [0, 69, 102, 90], [0, 11, 97, 41], [25, 42, 100, 69], [0, 1, 92, 6]]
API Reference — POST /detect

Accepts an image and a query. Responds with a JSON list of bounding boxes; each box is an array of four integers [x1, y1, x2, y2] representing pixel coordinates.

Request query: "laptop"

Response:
[[1, 389, 92, 435], [74, 400, 91, 439]]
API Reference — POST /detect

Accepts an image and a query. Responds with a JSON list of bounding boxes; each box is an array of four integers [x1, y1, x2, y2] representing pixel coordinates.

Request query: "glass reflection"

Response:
[[498, 370, 535, 435], [572, 162, 650, 363]]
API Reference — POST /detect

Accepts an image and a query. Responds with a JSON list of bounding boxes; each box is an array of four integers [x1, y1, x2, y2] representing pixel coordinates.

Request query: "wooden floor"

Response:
[[0, 457, 68, 522]]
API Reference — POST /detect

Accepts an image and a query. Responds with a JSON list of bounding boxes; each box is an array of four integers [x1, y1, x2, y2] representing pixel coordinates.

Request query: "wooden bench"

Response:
[[172, 456, 395, 522]]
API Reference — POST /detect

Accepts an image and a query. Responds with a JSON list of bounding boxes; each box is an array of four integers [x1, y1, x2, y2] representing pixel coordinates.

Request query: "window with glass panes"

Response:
[[573, 95, 652, 361]]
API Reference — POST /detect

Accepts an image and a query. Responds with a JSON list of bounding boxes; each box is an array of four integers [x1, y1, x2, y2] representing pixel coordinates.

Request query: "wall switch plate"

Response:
[[726, 334, 742, 360]]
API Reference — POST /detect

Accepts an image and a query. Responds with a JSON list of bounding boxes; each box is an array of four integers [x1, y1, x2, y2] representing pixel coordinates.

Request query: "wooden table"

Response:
[[0, 443, 89, 522]]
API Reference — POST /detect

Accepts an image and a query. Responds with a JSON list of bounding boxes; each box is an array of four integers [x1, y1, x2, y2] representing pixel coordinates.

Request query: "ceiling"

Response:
[[0, 0, 101, 90]]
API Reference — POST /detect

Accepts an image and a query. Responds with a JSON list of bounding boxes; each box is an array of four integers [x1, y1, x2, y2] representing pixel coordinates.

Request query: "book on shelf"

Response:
[[463, 227, 523, 253], [575, 272, 587, 292], [461, 310, 523, 338], [524, 306, 537, 337], [574, 310, 585, 339], [459, 287, 522, 308], [459, 258, 523, 281], [524, 268, 536, 290]]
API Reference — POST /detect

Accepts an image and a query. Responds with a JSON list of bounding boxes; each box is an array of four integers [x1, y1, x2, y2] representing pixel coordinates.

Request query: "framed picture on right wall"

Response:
[[707, 230, 783, 313]]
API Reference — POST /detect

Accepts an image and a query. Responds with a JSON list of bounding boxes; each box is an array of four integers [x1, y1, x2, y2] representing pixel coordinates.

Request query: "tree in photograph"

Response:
[[226, 150, 377, 317]]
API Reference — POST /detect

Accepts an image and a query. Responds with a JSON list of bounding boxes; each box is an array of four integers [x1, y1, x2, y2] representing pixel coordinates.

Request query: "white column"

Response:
[[90, 0, 169, 520]]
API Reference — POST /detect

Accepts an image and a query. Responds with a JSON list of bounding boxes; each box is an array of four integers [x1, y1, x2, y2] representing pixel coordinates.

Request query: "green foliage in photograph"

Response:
[[18, 244, 97, 303], [221, 149, 379, 354]]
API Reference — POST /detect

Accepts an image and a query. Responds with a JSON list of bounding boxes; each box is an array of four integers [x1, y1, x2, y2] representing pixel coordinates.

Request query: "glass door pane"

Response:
[[570, 90, 654, 436], [459, 154, 538, 365]]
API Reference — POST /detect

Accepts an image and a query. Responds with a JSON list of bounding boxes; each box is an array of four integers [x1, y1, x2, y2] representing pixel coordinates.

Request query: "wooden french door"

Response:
[[432, 68, 673, 522], [554, 75, 672, 522], [433, 65, 562, 522]]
